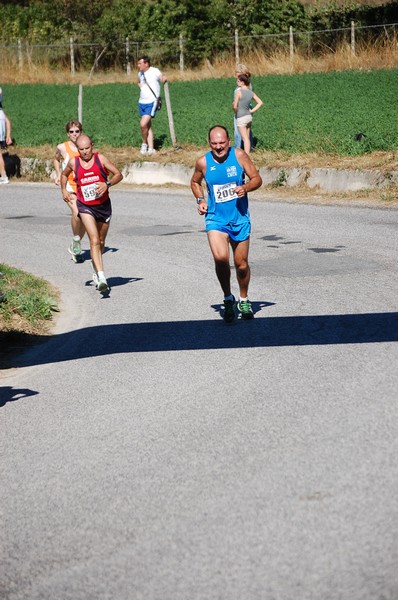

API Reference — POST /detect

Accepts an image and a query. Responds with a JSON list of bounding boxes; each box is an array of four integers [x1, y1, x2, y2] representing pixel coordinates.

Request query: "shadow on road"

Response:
[[84, 276, 143, 289], [0, 386, 38, 407], [1, 311, 397, 370]]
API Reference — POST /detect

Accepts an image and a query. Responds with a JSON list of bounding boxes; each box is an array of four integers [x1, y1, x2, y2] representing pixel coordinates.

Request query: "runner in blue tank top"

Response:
[[204, 143, 249, 234], [191, 125, 262, 323]]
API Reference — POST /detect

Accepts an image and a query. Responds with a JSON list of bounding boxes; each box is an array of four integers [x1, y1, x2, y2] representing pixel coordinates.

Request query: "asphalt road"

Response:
[[1, 183, 398, 600]]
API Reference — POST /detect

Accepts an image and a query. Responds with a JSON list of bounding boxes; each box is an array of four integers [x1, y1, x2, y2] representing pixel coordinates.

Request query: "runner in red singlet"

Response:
[[61, 134, 123, 293]]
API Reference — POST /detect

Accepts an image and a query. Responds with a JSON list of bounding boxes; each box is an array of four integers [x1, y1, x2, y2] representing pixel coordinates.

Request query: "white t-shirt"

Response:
[[138, 66, 162, 104]]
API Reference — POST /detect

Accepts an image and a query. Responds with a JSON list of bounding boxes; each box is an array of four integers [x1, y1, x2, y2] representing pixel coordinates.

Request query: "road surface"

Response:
[[1, 183, 398, 600]]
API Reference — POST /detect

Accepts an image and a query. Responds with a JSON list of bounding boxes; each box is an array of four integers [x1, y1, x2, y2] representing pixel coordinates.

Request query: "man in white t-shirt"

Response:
[[137, 55, 167, 155]]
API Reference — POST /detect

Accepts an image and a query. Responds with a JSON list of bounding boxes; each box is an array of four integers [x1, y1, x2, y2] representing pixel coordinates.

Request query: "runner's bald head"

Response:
[[208, 125, 229, 142], [76, 134, 92, 149]]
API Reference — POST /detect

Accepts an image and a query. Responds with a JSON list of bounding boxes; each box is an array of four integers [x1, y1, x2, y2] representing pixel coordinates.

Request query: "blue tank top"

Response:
[[204, 147, 249, 226]]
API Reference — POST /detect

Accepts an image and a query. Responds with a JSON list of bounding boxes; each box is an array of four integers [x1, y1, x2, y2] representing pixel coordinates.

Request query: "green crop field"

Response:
[[2, 69, 397, 155]]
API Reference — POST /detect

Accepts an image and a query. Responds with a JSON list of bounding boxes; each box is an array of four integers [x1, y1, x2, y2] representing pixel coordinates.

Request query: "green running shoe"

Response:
[[68, 239, 83, 263], [223, 296, 236, 323], [237, 299, 254, 320]]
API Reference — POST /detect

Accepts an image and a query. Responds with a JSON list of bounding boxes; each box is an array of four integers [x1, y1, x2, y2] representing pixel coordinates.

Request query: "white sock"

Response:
[[73, 235, 80, 241], [98, 271, 105, 279], [239, 297, 248, 302]]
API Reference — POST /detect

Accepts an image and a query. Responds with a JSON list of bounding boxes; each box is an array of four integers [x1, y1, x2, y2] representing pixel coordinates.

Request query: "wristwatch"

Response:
[[106, 181, 111, 188], [196, 196, 205, 204]]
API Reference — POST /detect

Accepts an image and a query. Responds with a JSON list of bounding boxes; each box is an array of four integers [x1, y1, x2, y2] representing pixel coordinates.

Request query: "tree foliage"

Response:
[[1, 0, 397, 67]]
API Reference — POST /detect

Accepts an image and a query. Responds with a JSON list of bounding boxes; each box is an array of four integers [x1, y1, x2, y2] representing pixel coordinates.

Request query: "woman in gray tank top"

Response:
[[232, 74, 263, 154]]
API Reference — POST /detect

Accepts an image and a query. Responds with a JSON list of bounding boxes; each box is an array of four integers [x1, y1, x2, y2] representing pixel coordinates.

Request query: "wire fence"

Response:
[[1, 22, 397, 74]]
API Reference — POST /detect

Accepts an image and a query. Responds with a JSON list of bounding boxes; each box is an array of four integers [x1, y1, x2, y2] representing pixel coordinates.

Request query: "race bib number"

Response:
[[213, 182, 238, 203], [81, 183, 98, 202]]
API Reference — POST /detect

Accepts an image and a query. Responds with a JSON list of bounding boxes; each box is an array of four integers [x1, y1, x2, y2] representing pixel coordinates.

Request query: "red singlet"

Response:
[[74, 153, 109, 206]]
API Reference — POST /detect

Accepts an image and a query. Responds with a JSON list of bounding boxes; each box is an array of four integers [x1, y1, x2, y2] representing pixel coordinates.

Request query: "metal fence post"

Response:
[[179, 33, 184, 72], [70, 37, 75, 76]]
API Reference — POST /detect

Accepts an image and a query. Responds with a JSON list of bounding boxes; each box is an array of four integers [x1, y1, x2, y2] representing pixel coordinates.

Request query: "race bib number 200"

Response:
[[213, 182, 238, 203]]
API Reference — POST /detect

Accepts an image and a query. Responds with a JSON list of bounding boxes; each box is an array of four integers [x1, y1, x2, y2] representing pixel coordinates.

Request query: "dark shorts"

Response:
[[138, 102, 157, 118], [206, 220, 251, 242], [77, 199, 112, 223]]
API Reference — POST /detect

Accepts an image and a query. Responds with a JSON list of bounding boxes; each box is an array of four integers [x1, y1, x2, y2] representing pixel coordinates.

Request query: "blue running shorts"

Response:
[[206, 220, 251, 242], [138, 102, 157, 118]]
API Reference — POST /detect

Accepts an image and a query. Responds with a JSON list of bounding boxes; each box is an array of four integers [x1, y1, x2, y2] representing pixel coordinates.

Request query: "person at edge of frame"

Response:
[[0, 88, 12, 185]]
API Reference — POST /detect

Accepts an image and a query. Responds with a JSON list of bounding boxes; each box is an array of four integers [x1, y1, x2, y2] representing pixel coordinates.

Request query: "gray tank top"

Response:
[[236, 89, 253, 118]]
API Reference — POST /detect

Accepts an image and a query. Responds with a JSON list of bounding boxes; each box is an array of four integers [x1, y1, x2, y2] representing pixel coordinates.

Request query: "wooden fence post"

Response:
[[78, 84, 83, 124], [235, 29, 239, 66], [351, 21, 356, 56], [289, 26, 294, 66], [70, 37, 75, 76], [126, 37, 131, 76], [164, 81, 176, 146], [18, 38, 23, 70], [25, 40, 31, 66], [179, 33, 184, 72]]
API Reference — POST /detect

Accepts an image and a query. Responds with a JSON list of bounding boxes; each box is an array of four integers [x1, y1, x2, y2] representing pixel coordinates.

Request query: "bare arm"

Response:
[[60, 160, 74, 203], [95, 154, 123, 197], [5, 114, 12, 145], [232, 90, 241, 113], [190, 156, 208, 215], [249, 92, 263, 115], [234, 149, 262, 197], [53, 143, 66, 185]]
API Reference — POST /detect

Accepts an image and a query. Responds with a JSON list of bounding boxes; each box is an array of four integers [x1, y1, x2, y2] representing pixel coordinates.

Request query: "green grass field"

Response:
[[0, 263, 59, 333], [2, 69, 397, 155]]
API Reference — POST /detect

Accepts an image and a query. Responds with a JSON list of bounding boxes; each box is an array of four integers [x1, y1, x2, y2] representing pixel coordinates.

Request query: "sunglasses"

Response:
[[68, 129, 80, 134]]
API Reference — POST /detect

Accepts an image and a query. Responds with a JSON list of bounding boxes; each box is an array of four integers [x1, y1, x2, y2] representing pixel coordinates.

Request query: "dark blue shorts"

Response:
[[77, 199, 112, 223]]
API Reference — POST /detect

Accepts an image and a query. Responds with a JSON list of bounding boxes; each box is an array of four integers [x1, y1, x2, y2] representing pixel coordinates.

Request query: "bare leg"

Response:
[[207, 230, 232, 296], [147, 123, 154, 151], [0, 152, 7, 178], [231, 238, 251, 298], [79, 213, 109, 273], [238, 125, 251, 154], [67, 194, 85, 239], [140, 114, 153, 148]]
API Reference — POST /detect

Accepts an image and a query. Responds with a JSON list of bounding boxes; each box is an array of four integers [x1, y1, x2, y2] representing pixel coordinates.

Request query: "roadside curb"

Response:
[[18, 157, 398, 193]]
